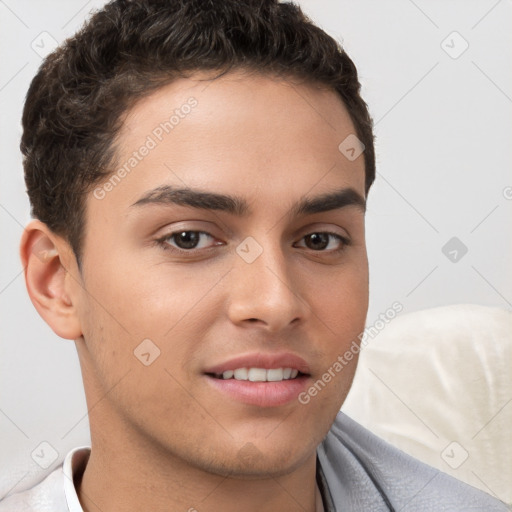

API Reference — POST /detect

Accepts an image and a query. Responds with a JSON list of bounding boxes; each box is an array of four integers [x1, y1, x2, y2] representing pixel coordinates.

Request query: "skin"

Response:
[[20, 70, 369, 512]]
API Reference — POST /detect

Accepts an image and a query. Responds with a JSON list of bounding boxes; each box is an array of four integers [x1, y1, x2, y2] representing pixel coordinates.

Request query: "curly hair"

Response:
[[21, 0, 375, 268]]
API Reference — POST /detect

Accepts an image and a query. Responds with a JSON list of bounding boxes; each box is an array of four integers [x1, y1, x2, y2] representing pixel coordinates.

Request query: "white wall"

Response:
[[0, 0, 511, 496], [299, 0, 512, 322]]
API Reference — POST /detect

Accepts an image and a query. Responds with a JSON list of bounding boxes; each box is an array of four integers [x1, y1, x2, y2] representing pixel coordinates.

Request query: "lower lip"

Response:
[[205, 375, 309, 407]]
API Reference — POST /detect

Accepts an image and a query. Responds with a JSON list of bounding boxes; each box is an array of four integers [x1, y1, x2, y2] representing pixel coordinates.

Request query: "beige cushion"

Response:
[[342, 304, 512, 504]]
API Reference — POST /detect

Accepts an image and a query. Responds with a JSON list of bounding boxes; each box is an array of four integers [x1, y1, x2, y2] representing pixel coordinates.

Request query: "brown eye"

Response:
[[159, 230, 218, 251], [297, 232, 348, 252], [304, 233, 329, 250], [172, 231, 201, 249]]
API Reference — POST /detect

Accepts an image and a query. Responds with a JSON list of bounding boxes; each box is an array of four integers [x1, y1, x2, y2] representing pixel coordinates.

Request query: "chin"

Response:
[[202, 444, 313, 480]]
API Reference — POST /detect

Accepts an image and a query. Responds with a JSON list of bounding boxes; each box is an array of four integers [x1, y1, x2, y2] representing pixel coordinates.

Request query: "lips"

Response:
[[203, 352, 311, 407]]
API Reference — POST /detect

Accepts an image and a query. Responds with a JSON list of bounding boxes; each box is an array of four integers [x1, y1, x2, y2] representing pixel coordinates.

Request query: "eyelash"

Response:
[[154, 230, 351, 255]]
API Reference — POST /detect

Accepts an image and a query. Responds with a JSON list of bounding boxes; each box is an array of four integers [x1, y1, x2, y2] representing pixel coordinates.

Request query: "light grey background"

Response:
[[1, 0, 511, 494]]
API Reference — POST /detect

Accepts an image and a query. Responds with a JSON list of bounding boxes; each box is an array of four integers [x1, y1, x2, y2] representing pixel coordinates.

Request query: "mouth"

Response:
[[203, 352, 311, 407]]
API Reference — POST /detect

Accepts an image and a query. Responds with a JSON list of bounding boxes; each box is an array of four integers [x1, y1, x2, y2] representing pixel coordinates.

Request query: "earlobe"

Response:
[[20, 220, 83, 340]]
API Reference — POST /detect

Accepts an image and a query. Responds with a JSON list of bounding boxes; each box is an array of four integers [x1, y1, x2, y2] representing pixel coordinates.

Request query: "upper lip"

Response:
[[204, 352, 311, 375]]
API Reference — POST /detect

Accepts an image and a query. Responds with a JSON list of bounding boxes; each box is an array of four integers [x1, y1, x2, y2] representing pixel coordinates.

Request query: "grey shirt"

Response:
[[317, 412, 509, 511]]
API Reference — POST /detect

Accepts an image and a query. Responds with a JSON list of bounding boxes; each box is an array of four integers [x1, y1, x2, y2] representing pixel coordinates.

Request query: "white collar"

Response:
[[63, 446, 90, 512]]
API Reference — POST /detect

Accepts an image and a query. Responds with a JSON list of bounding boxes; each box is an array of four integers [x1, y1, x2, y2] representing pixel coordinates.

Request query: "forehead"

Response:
[[90, 70, 366, 219]]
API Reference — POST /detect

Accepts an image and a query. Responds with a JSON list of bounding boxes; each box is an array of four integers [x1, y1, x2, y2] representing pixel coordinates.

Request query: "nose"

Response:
[[226, 238, 309, 332]]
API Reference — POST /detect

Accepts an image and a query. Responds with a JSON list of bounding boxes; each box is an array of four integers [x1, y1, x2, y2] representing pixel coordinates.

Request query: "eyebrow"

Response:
[[130, 185, 366, 216]]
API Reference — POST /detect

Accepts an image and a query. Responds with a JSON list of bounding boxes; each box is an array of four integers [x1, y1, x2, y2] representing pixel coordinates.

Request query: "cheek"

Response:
[[309, 258, 369, 334], [83, 247, 217, 332], [304, 258, 369, 397], [78, 254, 226, 382]]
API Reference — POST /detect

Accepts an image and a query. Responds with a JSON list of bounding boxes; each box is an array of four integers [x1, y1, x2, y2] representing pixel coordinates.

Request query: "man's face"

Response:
[[73, 70, 369, 477]]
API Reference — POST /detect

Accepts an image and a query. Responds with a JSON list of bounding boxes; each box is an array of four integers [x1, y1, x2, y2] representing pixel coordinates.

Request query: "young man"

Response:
[[4, 0, 508, 510]]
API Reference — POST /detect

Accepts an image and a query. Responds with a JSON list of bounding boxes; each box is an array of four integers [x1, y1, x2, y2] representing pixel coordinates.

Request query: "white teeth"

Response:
[[266, 368, 284, 381], [220, 367, 300, 382], [248, 368, 267, 382], [234, 368, 248, 380], [222, 370, 234, 379]]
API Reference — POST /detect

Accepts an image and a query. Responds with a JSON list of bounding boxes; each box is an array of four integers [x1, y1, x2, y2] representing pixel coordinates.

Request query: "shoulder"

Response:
[[318, 412, 510, 511], [0, 446, 90, 512], [0, 466, 67, 512]]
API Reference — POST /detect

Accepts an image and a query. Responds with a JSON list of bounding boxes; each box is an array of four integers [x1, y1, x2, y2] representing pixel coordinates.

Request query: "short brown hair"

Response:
[[21, 0, 375, 267]]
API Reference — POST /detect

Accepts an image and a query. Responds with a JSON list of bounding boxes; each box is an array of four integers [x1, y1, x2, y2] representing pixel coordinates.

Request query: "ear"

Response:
[[20, 220, 83, 340]]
